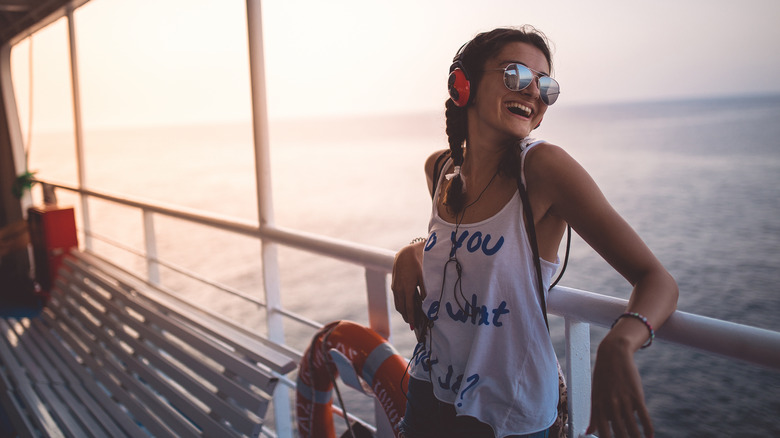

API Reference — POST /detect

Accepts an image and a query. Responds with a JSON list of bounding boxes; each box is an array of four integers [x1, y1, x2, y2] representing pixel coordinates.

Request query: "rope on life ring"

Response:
[[296, 320, 409, 438]]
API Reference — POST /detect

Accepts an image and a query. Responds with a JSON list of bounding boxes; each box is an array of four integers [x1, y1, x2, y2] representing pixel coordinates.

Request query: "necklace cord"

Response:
[[449, 170, 500, 315]]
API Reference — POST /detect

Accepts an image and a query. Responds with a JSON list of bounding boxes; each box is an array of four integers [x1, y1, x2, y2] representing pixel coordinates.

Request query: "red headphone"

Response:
[[448, 41, 472, 107], [448, 60, 471, 107]]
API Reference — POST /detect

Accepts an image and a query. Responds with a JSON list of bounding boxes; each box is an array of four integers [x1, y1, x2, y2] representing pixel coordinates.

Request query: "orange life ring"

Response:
[[296, 320, 409, 438]]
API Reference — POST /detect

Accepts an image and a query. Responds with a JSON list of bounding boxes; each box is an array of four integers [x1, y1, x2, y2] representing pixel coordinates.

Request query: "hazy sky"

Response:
[[10, 0, 780, 129]]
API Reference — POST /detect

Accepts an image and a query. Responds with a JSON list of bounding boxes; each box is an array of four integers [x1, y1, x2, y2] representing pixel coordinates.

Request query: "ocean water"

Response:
[[29, 95, 780, 436]]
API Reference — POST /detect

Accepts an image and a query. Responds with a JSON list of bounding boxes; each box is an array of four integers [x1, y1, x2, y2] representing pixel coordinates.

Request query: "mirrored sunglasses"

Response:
[[489, 63, 560, 106]]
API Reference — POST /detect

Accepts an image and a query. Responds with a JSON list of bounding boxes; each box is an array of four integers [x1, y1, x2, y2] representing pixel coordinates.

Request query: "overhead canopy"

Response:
[[0, 0, 89, 46]]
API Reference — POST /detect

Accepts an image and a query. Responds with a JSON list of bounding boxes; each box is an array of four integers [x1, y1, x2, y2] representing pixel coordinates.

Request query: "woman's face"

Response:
[[468, 41, 551, 144]]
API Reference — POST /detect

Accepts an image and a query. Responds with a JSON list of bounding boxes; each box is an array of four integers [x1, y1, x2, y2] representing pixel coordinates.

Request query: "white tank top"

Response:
[[409, 140, 559, 437]]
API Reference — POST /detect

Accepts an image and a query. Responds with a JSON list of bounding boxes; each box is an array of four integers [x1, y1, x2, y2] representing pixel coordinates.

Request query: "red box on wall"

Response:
[[28, 206, 78, 292]]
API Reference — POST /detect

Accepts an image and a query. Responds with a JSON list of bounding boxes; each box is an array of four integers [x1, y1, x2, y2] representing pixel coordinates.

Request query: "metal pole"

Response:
[[245, 1, 291, 435], [365, 269, 392, 340], [565, 319, 592, 438], [66, 5, 91, 250], [365, 268, 394, 437], [0, 41, 34, 219], [143, 210, 160, 284], [246, 0, 282, 344]]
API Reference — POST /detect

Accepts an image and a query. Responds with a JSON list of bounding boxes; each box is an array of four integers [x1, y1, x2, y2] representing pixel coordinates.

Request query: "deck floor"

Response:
[[0, 278, 43, 437]]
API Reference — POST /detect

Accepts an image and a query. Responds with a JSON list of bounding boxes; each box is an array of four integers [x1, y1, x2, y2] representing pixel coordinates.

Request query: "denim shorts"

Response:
[[398, 377, 550, 438]]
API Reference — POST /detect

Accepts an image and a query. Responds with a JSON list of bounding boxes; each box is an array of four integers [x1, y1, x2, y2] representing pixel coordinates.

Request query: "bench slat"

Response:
[[72, 251, 298, 373], [0, 388, 37, 438], [58, 268, 272, 412], [56, 274, 269, 436], [33, 383, 91, 437], [23, 317, 143, 437], [4, 317, 110, 438], [29, 313, 151, 437], [47, 290, 207, 437], [0, 320, 65, 438], [41, 304, 183, 437], [0, 319, 49, 385], [0, 337, 44, 438], [64, 256, 283, 390], [48, 383, 108, 438]]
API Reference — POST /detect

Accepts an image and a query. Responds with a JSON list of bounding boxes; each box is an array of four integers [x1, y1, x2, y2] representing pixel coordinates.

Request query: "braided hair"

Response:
[[442, 26, 553, 215]]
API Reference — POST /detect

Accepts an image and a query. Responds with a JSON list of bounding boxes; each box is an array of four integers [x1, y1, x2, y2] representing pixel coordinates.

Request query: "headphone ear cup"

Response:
[[448, 67, 471, 107]]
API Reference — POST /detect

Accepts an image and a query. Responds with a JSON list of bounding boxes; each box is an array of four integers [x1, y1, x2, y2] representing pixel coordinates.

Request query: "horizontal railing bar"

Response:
[[40, 180, 259, 235], [84, 229, 268, 308], [549, 286, 780, 370], [85, 228, 148, 258], [147, 253, 267, 307], [273, 307, 324, 331], [38, 180, 396, 272], [259, 225, 395, 273]]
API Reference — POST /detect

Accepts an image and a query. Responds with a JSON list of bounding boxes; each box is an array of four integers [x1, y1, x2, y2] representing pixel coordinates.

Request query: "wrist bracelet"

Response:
[[611, 312, 655, 349], [409, 237, 427, 245]]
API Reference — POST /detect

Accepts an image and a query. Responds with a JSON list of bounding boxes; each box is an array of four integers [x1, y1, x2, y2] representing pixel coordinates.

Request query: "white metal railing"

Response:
[[36, 180, 780, 438]]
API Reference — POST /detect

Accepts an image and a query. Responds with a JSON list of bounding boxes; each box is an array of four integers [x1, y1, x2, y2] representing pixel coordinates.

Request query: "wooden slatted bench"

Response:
[[0, 250, 298, 437]]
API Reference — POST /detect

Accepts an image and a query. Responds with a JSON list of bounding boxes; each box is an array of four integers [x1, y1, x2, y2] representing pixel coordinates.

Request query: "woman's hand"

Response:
[[588, 337, 653, 438], [391, 241, 426, 326]]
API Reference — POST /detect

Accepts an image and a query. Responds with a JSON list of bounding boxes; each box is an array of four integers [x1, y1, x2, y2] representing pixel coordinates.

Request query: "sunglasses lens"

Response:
[[504, 64, 560, 105], [504, 64, 533, 91], [539, 77, 560, 105]]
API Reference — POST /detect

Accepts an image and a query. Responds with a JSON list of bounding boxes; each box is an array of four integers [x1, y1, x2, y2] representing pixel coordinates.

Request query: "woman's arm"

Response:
[[391, 150, 448, 326], [392, 240, 427, 326], [526, 143, 679, 438]]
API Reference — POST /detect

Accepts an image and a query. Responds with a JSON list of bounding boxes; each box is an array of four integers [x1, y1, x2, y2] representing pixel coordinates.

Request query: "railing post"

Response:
[[365, 268, 394, 437], [565, 318, 592, 438], [65, 5, 91, 251], [365, 268, 391, 340], [245, 0, 292, 435], [0, 41, 34, 216], [142, 209, 160, 284]]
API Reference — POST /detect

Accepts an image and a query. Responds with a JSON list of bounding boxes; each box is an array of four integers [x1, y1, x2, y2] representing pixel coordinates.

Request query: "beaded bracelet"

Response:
[[409, 237, 427, 245], [611, 312, 655, 349]]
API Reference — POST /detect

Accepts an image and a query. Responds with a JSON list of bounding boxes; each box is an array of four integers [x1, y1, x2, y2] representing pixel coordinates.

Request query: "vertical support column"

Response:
[[365, 269, 391, 340], [0, 41, 33, 281], [245, 0, 280, 337], [245, 1, 291, 435], [365, 268, 394, 437], [66, 5, 91, 250], [0, 41, 33, 215], [565, 319, 592, 438], [142, 210, 159, 284]]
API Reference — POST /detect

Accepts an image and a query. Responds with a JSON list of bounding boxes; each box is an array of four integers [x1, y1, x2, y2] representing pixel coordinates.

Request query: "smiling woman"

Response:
[[391, 27, 678, 438]]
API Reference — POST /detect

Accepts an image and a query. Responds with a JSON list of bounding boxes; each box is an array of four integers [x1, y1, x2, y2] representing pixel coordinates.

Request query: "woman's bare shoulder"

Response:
[[522, 142, 581, 183]]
